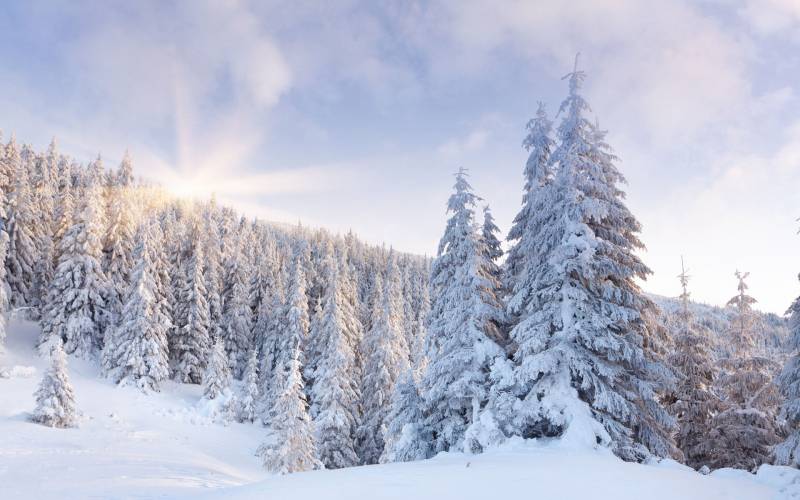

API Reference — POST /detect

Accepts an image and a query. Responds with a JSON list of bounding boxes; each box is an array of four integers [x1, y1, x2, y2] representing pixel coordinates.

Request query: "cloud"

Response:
[[739, 0, 800, 37], [639, 120, 800, 313], [437, 129, 489, 157]]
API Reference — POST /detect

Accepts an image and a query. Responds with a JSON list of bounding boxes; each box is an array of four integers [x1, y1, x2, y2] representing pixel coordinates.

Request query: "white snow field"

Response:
[[1, 320, 799, 500]]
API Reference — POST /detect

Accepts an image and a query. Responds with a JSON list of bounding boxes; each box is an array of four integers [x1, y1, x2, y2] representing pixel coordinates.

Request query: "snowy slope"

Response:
[[0, 320, 270, 499], [1, 321, 799, 500]]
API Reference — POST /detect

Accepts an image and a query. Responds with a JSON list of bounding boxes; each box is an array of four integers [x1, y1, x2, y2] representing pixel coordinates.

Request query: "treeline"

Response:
[[7, 57, 800, 476], [381, 61, 800, 474], [0, 136, 430, 472]]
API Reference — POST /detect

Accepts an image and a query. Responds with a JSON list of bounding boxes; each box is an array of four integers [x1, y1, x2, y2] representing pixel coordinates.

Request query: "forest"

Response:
[[1, 62, 799, 479]]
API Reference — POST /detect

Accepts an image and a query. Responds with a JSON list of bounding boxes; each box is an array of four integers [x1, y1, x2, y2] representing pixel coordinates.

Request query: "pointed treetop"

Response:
[[678, 257, 691, 314]]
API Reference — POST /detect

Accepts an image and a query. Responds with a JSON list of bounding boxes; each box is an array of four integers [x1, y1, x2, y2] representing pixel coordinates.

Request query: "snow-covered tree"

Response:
[[31, 341, 78, 428], [420, 170, 506, 454], [101, 222, 169, 391], [708, 271, 781, 470], [102, 156, 136, 323], [0, 162, 9, 350], [280, 255, 311, 371], [31, 139, 58, 318], [504, 60, 676, 461], [504, 102, 554, 301], [172, 224, 211, 384], [312, 256, 360, 469], [358, 257, 410, 464], [203, 336, 232, 400], [237, 349, 259, 423], [5, 146, 37, 311], [381, 370, 431, 463], [258, 343, 321, 474], [221, 233, 253, 379], [40, 169, 109, 358], [777, 274, 800, 466], [666, 259, 719, 469]]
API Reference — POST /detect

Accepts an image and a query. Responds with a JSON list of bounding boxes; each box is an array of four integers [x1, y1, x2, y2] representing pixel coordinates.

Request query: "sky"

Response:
[[0, 0, 798, 313]]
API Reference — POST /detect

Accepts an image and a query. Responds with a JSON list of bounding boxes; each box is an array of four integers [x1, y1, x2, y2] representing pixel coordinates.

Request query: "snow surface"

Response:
[[2, 320, 799, 499]]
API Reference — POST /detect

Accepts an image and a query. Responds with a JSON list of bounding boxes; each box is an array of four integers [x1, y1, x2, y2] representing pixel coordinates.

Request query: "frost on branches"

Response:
[[102, 221, 169, 391], [503, 59, 676, 462], [31, 341, 78, 428], [311, 253, 361, 469], [420, 169, 505, 455], [708, 271, 781, 470], [258, 343, 321, 474], [777, 274, 800, 466], [665, 260, 719, 469]]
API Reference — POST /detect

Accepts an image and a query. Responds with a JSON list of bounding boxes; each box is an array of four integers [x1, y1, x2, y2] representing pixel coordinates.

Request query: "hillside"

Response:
[[2, 321, 798, 500]]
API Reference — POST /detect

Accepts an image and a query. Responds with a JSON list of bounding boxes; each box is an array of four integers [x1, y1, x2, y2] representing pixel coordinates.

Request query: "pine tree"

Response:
[[221, 233, 253, 379], [42, 169, 109, 358], [381, 370, 431, 463], [237, 349, 259, 423], [777, 274, 800, 466], [6, 146, 37, 312], [0, 162, 9, 351], [101, 222, 169, 391], [504, 102, 554, 304], [31, 341, 78, 428], [102, 156, 136, 324], [505, 59, 676, 461], [420, 170, 506, 454], [666, 259, 719, 469], [173, 224, 211, 384], [203, 336, 232, 400], [358, 258, 410, 464], [258, 343, 321, 474], [707, 271, 781, 470], [312, 256, 360, 469], [31, 139, 58, 319]]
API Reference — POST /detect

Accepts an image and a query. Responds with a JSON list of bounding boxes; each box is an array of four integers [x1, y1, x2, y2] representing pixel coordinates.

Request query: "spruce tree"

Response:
[[708, 271, 781, 470], [6, 147, 37, 311], [777, 275, 800, 466], [312, 257, 360, 469], [505, 60, 676, 461], [666, 259, 719, 468], [173, 224, 211, 384], [258, 343, 321, 474], [221, 234, 253, 379], [504, 102, 554, 305], [102, 156, 136, 323], [42, 169, 109, 358], [31, 140, 58, 319], [381, 370, 431, 463], [237, 349, 259, 423], [203, 336, 232, 400], [31, 341, 78, 428], [420, 170, 505, 454], [358, 258, 409, 464], [101, 222, 169, 391]]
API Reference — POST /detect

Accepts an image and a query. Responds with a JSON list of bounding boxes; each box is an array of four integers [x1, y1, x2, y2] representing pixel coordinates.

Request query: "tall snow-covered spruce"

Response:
[[666, 259, 718, 468], [311, 253, 361, 469], [101, 221, 169, 391], [708, 271, 781, 470], [258, 342, 321, 474], [419, 169, 505, 455], [358, 256, 410, 465], [778, 271, 800, 466], [503, 59, 676, 461], [40, 165, 109, 358]]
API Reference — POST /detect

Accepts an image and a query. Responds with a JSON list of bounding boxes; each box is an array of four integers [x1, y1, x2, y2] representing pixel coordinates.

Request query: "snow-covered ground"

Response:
[[2, 320, 799, 500]]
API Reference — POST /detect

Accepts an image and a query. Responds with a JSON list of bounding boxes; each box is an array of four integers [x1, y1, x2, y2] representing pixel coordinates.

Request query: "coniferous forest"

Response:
[[1, 62, 799, 484]]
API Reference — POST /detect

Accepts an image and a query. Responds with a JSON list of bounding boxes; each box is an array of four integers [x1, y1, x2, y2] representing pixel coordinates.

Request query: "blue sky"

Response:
[[0, 0, 799, 313]]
